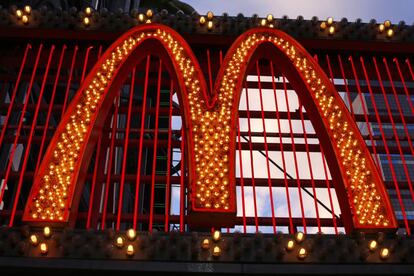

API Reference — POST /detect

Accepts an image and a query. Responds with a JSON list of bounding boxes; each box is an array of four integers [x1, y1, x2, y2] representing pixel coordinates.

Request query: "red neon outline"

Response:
[[22, 24, 397, 233]]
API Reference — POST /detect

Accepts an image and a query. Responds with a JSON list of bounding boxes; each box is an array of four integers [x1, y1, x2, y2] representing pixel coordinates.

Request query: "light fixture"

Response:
[[266, 14, 273, 22], [212, 246, 221, 257], [30, 234, 39, 246], [380, 247, 390, 259], [126, 244, 134, 256], [43, 226, 51, 238], [116, 236, 124, 248], [295, 231, 305, 243], [85, 7, 92, 16], [22, 15, 29, 24], [83, 17, 90, 26], [297, 247, 307, 259], [138, 13, 145, 23], [126, 228, 136, 241], [24, 5, 31, 15], [320, 21, 327, 30], [384, 20, 391, 28], [199, 16, 206, 25], [207, 21, 213, 30], [40, 243, 48, 254], [286, 239, 295, 251], [260, 18, 267, 27], [212, 230, 221, 242], [201, 238, 210, 249], [146, 9, 153, 18], [207, 11, 214, 20], [368, 240, 377, 251], [327, 17, 333, 26], [16, 9, 23, 19], [146, 19, 151, 24], [386, 29, 394, 38], [328, 26, 335, 35], [378, 24, 385, 33]]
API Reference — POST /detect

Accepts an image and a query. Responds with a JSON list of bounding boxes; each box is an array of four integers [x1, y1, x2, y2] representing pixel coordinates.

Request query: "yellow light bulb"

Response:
[[212, 246, 221, 257], [83, 17, 90, 26], [378, 24, 385, 33], [328, 26, 335, 35], [213, 230, 221, 242], [24, 5, 31, 15], [138, 13, 145, 22], [320, 21, 327, 30], [368, 240, 377, 251], [43, 226, 51, 238], [146, 9, 153, 18], [199, 16, 206, 25], [384, 20, 391, 28], [327, 17, 333, 26], [40, 243, 48, 254], [126, 228, 136, 241], [297, 247, 307, 259], [22, 15, 29, 24], [380, 247, 390, 259], [386, 29, 394, 38], [30, 234, 38, 246], [207, 11, 214, 20], [295, 231, 305, 243], [116, 236, 124, 248], [16, 9, 23, 19], [201, 238, 210, 249], [207, 21, 213, 30], [266, 14, 273, 22], [260, 18, 267, 27], [286, 239, 295, 251], [85, 7, 92, 16], [126, 244, 134, 256]]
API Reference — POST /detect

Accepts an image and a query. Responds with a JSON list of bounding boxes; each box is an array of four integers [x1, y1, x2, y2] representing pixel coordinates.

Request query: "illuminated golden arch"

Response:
[[23, 24, 397, 233]]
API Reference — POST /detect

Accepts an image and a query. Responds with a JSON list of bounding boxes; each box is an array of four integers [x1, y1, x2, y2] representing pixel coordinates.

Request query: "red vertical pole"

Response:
[[116, 67, 136, 230], [80, 46, 94, 83], [0, 44, 31, 146], [35, 45, 67, 174], [348, 56, 381, 168], [133, 55, 151, 230], [383, 58, 414, 158], [244, 80, 259, 232], [8, 45, 55, 226], [0, 44, 43, 207], [86, 136, 102, 229], [101, 95, 120, 230], [237, 120, 247, 233], [62, 46, 78, 114], [149, 60, 163, 232], [282, 74, 307, 233], [337, 55, 356, 119], [319, 146, 338, 234], [164, 80, 174, 232], [256, 61, 277, 234], [298, 102, 321, 233], [179, 127, 185, 232], [394, 59, 414, 115], [270, 61, 294, 233], [206, 49, 213, 96], [361, 56, 411, 234]]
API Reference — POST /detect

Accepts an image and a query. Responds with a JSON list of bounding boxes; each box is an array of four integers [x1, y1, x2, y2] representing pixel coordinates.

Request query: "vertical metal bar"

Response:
[[101, 96, 120, 230], [116, 67, 136, 230], [282, 74, 307, 233], [383, 58, 414, 158], [256, 61, 277, 233], [62, 46, 79, 114], [80, 46, 94, 83], [133, 55, 151, 230], [8, 45, 55, 226], [164, 80, 174, 232], [179, 127, 185, 232], [206, 49, 213, 96], [86, 136, 102, 229], [319, 146, 338, 234], [298, 102, 321, 232], [270, 61, 294, 233], [0, 44, 31, 146], [348, 56, 381, 168], [372, 57, 411, 234], [394, 59, 414, 115], [35, 45, 67, 174], [337, 55, 356, 119], [237, 120, 247, 233], [244, 80, 259, 232], [0, 44, 43, 208], [361, 56, 412, 234], [149, 60, 163, 232]]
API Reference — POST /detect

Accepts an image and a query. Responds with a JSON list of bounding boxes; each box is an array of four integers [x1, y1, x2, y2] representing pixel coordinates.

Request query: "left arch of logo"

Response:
[[22, 24, 397, 233]]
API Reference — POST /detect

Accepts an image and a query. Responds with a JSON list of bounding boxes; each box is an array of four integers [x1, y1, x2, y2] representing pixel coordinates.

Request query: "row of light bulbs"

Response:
[[320, 17, 394, 37]]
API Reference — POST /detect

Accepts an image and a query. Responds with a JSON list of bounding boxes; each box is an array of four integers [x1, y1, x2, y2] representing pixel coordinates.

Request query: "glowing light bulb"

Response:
[[126, 244, 134, 256], [320, 21, 327, 30], [85, 7, 92, 16], [201, 238, 210, 249], [207, 11, 214, 20], [380, 247, 390, 259], [286, 239, 295, 251], [30, 234, 39, 246], [83, 17, 90, 26], [213, 246, 221, 257], [260, 18, 267, 27], [43, 226, 51, 238], [138, 13, 145, 22], [213, 230, 221, 242], [22, 15, 29, 24], [116, 236, 124, 248], [24, 5, 31, 15], [368, 240, 377, 251], [146, 9, 153, 18], [378, 24, 385, 33], [384, 20, 391, 28], [295, 231, 305, 243], [40, 243, 48, 254], [126, 228, 136, 240], [328, 26, 335, 35], [16, 9, 23, 19], [199, 16, 206, 25], [207, 21, 213, 30], [327, 17, 333, 26], [386, 29, 394, 38], [297, 247, 307, 259], [266, 14, 273, 22]]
